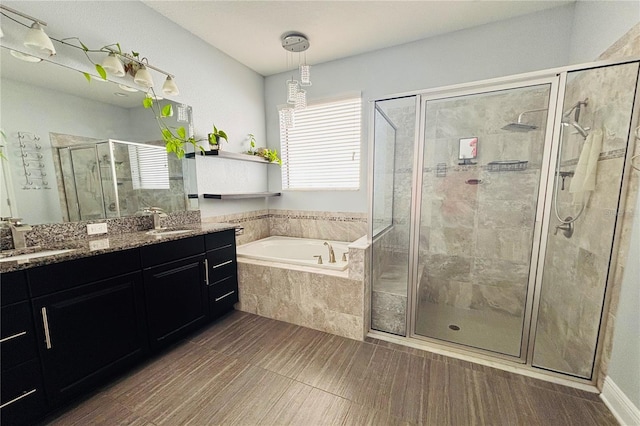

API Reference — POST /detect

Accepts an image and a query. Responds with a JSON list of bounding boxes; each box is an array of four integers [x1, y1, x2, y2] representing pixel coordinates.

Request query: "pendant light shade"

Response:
[[24, 22, 56, 56], [162, 76, 179, 96], [294, 89, 307, 111], [286, 80, 298, 104], [10, 49, 42, 62], [101, 53, 125, 77], [134, 65, 154, 88], [300, 64, 311, 86]]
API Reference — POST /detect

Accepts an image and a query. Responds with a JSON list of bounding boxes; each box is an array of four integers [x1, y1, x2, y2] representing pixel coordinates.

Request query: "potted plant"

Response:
[[208, 125, 228, 150]]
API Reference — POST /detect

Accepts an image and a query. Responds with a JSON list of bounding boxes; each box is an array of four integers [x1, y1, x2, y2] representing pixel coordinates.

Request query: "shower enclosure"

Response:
[[56, 139, 186, 221], [370, 58, 640, 381]]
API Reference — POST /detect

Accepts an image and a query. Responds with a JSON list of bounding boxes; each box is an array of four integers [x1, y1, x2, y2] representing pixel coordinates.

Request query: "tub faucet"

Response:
[[4, 217, 32, 249], [324, 242, 336, 263]]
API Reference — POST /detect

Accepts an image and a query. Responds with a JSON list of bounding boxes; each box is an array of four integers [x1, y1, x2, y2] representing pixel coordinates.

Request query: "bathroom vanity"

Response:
[[0, 225, 238, 425]]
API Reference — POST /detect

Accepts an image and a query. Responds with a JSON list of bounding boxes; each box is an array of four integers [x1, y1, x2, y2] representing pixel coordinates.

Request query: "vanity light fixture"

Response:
[[162, 75, 179, 96], [101, 52, 125, 77]]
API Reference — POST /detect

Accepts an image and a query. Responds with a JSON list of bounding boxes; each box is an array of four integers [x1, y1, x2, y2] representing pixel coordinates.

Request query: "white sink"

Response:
[[146, 229, 194, 237], [0, 249, 76, 263]]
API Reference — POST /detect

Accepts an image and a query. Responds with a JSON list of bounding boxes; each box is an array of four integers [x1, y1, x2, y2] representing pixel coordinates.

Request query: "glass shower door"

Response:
[[414, 83, 553, 357]]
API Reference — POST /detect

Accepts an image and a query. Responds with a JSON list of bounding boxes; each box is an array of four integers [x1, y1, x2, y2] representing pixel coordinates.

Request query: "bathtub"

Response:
[[236, 236, 350, 271]]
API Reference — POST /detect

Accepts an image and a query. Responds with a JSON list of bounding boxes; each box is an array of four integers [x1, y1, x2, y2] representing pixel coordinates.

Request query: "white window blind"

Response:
[[128, 145, 170, 190], [280, 96, 361, 190]]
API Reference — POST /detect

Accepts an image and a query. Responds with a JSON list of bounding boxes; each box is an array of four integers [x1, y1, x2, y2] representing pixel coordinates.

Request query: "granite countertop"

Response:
[[0, 222, 237, 273]]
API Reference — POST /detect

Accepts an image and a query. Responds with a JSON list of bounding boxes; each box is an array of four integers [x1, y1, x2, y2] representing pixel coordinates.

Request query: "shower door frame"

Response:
[[407, 76, 561, 364], [368, 55, 640, 385]]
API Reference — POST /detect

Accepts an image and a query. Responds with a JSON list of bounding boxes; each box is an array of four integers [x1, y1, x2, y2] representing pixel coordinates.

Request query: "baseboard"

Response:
[[601, 376, 640, 426]]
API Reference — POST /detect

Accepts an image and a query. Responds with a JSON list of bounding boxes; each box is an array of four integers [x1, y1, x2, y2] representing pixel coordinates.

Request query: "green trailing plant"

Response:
[[247, 133, 257, 155], [0, 130, 6, 160], [208, 125, 228, 146], [142, 91, 204, 159], [260, 148, 282, 165], [58, 37, 123, 82]]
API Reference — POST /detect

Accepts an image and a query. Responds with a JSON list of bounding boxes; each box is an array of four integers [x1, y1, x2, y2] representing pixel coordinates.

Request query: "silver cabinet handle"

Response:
[[0, 331, 27, 343], [41, 307, 52, 349], [204, 258, 209, 285], [0, 389, 37, 409], [215, 291, 235, 302], [212, 260, 233, 269]]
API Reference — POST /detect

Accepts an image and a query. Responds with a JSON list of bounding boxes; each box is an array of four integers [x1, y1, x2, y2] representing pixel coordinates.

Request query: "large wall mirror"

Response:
[[0, 47, 198, 225]]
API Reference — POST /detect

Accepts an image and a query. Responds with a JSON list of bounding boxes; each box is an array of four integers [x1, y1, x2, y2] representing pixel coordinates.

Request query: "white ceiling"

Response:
[[143, 0, 573, 76]]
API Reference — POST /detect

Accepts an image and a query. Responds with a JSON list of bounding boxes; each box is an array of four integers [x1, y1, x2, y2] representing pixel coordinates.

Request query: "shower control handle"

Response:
[[554, 221, 573, 238], [313, 255, 323, 265]]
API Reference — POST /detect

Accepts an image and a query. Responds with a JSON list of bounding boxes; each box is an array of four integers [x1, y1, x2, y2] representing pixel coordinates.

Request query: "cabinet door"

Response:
[[33, 272, 147, 404], [143, 254, 207, 350]]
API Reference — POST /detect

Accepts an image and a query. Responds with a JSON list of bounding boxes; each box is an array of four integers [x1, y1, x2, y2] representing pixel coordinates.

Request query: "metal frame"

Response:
[[367, 55, 640, 385]]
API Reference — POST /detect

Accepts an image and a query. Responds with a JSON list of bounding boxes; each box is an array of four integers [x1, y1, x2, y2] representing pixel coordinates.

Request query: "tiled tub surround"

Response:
[[204, 209, 370, 341], [236, 239, 369, 341]]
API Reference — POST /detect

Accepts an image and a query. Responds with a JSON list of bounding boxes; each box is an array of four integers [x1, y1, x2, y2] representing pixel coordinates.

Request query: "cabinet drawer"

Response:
[[1, 302, 37, 370], [29, 248, 140, 297], [1, 359, 47, 426], [140, 235, 205, 268], [1, 271, 28, 306], [209, 278, 238, 320], [205, 229, 235, 251], [207, 244, 236, 268], [208, 266, 237, 295]]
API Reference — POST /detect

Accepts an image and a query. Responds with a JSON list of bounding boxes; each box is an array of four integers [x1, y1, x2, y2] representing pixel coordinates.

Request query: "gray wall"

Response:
[[265, 5, 575, 213]]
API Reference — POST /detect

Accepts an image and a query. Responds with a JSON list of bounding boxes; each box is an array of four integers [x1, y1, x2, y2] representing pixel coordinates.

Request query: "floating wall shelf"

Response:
[[185, 150, 277, 164], [201, 192, 282, 200]]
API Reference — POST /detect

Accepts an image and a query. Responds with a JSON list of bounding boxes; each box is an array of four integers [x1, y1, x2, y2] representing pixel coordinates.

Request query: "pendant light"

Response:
[[162, 76, 180, 96], [101, 52, 125, 77], [24, 22, 56, 56], [134, 64, 154, 88]]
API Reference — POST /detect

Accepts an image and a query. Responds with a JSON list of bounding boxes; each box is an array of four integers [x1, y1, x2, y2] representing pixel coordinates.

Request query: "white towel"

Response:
[[569, 129, 603, 206]]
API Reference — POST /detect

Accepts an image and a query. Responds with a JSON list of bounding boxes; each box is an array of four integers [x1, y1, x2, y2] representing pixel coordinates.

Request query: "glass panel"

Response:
[[533, 62, 640, 378], [371, 96, 416, 336], [69, 146, 106, 221], [415, 84, 551, 357]]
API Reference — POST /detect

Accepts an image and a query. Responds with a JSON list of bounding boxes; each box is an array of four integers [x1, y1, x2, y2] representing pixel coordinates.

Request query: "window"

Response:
[[279, 95, 361, 190], [128, 145, 170, 190]]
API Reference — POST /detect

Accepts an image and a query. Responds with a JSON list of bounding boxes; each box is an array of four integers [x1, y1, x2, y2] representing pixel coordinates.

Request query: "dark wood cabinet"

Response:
[[1, 271, 47, 426], [0, 228, 237, 423], [30, 251, 147, 405], [205, 229, 239, 319], [141, 235, 208, 350]]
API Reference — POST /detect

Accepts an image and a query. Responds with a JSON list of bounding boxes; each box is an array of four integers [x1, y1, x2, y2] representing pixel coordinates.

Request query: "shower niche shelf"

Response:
[[486, 160, 528, 172], [185, 150, 278, 164]]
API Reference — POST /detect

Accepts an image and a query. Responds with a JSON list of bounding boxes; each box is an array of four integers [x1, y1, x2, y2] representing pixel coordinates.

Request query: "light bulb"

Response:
[[162, 76, 179, 96], [101, 53, 125, 77], [24, 22, 56, 56]]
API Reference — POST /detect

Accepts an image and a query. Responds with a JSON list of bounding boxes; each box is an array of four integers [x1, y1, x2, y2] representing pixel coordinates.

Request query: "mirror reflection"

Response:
[[0, 47, 198, 225]]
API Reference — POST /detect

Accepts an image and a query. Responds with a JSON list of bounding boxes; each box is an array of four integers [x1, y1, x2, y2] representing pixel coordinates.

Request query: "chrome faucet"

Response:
[[324, 241, 336, 263], [4, 217, 32, 249], [143, 207, 168, 230]]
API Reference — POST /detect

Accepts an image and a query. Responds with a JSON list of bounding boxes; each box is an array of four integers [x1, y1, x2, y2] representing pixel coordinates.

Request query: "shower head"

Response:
[[502, 107, 547, 132], [501, 122, 538, 132]]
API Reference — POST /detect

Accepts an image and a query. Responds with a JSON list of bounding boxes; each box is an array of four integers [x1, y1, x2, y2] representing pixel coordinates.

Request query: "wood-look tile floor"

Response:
[[45, 311, 617, 426]]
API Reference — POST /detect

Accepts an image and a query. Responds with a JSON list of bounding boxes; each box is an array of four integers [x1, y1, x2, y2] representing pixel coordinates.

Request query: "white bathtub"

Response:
[[237, 236, 350, 271]]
